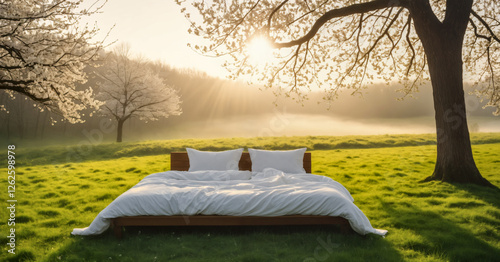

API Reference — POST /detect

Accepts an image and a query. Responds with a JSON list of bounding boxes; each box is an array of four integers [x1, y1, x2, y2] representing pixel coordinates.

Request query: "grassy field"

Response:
[[1, 133, 499, 261]]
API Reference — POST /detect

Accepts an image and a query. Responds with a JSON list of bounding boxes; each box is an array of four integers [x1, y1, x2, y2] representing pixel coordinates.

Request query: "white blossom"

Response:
[[0, 0, 107, 123]]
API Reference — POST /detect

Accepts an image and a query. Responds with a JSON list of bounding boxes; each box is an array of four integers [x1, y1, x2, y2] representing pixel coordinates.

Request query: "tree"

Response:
[[176, 0, 499, 187], [96, 45, 182, 142], [0, 0, 107, 123]]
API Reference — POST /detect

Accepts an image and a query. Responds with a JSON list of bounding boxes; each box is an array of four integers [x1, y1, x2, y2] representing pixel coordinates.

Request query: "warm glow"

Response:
[[247, 36, 274, 65]]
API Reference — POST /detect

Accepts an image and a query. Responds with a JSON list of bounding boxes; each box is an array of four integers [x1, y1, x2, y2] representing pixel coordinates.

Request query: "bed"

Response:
[[72, 149, 387, 238]]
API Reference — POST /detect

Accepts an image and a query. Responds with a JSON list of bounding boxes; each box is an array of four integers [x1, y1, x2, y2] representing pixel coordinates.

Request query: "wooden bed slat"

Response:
[[112, 215, 350, 238], [170, 152, 312, 173]]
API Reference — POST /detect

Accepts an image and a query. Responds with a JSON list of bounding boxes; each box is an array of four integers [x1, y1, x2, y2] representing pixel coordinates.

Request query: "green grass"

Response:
[[15, 133, 500, 166], [1, 133, 499, 261]]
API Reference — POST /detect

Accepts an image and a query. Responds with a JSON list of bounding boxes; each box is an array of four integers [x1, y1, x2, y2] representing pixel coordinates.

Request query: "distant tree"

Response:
[[0, 0, 107, 123], [96, 45, 182, 142], [177, 0, 499, 187]]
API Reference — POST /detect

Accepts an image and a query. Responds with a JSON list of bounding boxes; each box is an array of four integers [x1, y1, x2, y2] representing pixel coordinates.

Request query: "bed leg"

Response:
[[114, 225, 123, 238]]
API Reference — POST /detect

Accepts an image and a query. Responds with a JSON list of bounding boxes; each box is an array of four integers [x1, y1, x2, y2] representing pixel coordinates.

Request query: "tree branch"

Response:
[[469, 18, 491, 41], [267, 0, 289, 31], [0, 84, 51, 103], [201, 0, 262, 54], [273, 0, 407, 48], [405, 15, 415, 76], [287, 0, 331, 27], [471, 10, 500, 44]]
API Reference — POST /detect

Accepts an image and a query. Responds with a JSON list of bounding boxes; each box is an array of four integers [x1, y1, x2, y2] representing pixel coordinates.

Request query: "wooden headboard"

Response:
[[170, 152, 312, 173]]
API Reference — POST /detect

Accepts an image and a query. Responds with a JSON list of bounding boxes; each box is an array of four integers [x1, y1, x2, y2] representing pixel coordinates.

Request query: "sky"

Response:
[[81, 0, 226, 77]]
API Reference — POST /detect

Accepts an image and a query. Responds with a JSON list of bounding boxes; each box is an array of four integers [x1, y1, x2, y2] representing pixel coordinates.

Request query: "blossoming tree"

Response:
[[96, 45, 182, 142], [0, 0, 107, 123], [176, 0, 499, 187]]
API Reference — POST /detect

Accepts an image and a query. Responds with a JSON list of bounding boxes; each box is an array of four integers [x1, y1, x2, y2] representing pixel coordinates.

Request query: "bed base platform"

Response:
[[111, 215, 352, 238]]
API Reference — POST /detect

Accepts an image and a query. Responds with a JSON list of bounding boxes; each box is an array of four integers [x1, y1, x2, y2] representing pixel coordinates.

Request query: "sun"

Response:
[[247, 36, 274, 65]]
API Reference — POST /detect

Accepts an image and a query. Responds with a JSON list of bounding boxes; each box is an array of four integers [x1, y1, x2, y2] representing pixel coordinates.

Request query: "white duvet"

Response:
[[72, 168, 387, 236]]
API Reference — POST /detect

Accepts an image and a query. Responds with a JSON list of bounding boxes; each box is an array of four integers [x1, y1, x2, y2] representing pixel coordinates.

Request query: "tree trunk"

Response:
[[409, 1, 495, 187], [424, 43, 493, 187], [116, 118, 125, 143]]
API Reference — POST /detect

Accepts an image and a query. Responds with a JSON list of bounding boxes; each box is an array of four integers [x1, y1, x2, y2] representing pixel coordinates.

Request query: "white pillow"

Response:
[[186, 148, 243, 171], [184, 170, 252, 181], [248, 148, 307, 173]]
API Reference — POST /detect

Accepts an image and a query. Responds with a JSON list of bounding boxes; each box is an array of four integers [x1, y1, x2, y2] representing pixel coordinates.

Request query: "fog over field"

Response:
[[121, 82, 500, 140], [159, 114, 499, 140]]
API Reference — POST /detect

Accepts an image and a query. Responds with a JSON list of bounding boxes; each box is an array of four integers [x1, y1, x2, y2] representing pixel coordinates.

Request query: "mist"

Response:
[[123, 112, 499, 141], [118, 78, 500, 140]]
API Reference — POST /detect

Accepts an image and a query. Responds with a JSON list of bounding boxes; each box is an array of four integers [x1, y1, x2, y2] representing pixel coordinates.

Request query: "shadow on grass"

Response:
[[451, 183, 500, 209], [47, 225, 402, 262], [379, 198, 500, 262]]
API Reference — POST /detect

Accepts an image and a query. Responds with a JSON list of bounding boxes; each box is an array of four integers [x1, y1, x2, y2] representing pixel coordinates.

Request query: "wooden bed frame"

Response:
[[111, 152, 351, 238]]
